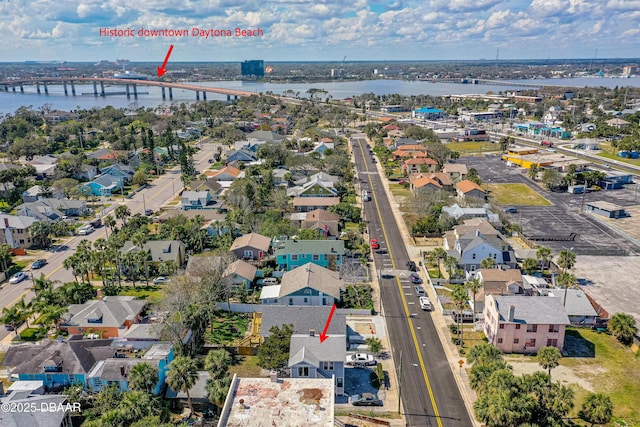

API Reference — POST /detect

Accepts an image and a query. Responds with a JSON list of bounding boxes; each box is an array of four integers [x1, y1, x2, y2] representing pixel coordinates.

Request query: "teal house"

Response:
[[275, 239, 345, 271]]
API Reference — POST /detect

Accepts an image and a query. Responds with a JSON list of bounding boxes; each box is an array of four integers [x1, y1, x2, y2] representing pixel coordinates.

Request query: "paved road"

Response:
[[0, 142, 219, 340], [352, 135, 472, 427]]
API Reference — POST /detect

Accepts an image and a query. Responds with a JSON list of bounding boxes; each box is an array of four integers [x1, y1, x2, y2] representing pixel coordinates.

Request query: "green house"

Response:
[[275, 239, 345, 271]]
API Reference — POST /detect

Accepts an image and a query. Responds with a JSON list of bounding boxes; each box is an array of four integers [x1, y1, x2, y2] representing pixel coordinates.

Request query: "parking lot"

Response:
[[460, 156, 640, 255]]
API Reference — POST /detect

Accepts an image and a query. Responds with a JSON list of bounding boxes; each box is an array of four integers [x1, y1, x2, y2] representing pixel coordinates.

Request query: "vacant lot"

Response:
[[597, 151, 640, 166], [487, 183, 552, 206], [447, 141, 501, 154]]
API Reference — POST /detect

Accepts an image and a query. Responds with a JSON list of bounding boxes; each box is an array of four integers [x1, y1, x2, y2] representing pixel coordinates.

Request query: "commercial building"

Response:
[[241, 60, 264, 78]]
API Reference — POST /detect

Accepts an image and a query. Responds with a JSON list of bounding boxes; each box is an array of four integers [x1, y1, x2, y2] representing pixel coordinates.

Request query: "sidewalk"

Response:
[[362, 135, 482, 427]]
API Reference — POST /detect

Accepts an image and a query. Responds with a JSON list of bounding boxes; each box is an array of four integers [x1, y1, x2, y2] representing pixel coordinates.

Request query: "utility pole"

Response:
[[142, 193, 147, 214]]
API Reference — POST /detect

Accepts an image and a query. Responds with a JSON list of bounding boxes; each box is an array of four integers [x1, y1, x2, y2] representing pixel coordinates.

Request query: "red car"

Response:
[[370, 239, 379, 250]]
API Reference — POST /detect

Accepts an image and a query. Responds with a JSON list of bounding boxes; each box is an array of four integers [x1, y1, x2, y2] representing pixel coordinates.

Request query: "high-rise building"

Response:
[[241, 60, 265, 78]]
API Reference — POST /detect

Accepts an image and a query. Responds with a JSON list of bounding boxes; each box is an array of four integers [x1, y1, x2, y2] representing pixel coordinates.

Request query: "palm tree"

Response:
[[166, 356, 199, 415], [465, 277, 482, 322], [428, 247, 447, 278], [204, 349, 232, 380], [522, 258, 538, 275], [536, 246, 552, 270], [557, 249, 576, 273], [37, 305, 67, 335], [451, 284, 468, 346], [0, 243, 12, 273], [115, 205, 131, 226], [103, 215, 116, 239], [608, 312, 637, 345], [580, 392, 614, 426], [443, 255, 458, 282], [480, 257, 497, 269], [129, 362, 159, 394], [537, 346, 562, 381], [0, 305, 22, 335], [208, 375, 232, 412]]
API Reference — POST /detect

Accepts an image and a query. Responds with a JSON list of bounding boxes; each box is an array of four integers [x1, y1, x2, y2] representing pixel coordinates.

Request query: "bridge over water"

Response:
[[0, 77, 256, 101]]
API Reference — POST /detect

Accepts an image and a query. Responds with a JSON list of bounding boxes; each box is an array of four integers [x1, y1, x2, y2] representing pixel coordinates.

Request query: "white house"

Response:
[[289, 331, 346, 396]]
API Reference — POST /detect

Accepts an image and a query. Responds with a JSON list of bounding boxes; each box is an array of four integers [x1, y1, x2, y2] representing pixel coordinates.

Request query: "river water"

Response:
[[1, 77, 638, 116]]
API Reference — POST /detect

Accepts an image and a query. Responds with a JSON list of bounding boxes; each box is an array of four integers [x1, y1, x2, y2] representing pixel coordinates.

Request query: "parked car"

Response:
[[153, 276, 171, 284], [144, 209, 154, 216], [406, 260, 417, 272], [419, 296, 432, 311], [9, 272, 27, 284], [32, 259, 47, 269], [345, 353, 376, 366], [414, 285, 426, 297], [350, 393, 383, 406], [262, 277, 278, 285], [503, 206, 518, 213], [410, 273, 422, 284], [370, 239, 379, 250], [77, 225, 94, 235]]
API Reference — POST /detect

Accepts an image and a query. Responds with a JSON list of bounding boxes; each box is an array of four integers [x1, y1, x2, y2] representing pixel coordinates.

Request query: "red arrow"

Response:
[[157, 45, 174, 77], [319, 304, 337, 343]]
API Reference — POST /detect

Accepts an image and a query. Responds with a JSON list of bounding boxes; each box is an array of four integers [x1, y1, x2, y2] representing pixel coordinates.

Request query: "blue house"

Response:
[[100, 163, 135, 184], [275, 240, 345, 271], [413, 107, 445, 120], [81, 174, 124, 196], [87, 343, 174, 395], [226, 148, 257, 163]]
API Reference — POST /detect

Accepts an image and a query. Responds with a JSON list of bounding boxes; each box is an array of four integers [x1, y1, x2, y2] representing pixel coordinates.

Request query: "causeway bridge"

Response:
[[0, 77, 256, 101]]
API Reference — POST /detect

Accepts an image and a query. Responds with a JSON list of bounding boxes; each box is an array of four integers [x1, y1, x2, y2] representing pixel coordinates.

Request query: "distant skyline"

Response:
[[2, 0, 640, 63]]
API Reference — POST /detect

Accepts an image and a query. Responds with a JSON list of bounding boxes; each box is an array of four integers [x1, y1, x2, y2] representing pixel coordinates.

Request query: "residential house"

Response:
[[0, 214, 37, 249], [484, 294, 570, 353], [456, 180, 486, 200], [272, 168, 290, 187], [313, 140, 334, 156], [226, 147, 257, 164], [2, 337, 116, 389], [16, 198, 89, 221], [296, 209, 341, 237], [259, 305, 347, 338], [410, 173, 452, 195], [81, 174, 124, 197], [293, 196, 340, 212], [548, 289, 599, 326], [260, 262, 343, 306], [442, 163, 468, 182], [87, 343, 174, 395], [287, 172, 339, 198], [61, 295, 146, 338], [401, 157, 439, 175], [223, 259, 257, 289], [166, 371, 212, 411], [443, 219, 516, 272], [121, 240, 186, 267], [205, 165, 244, 182], [230, 232, 272, 261], [44, 110, 80, 124], [392, 137, 419, 149], [275, 239, 345, 271], [245, 129, 286, 142], [180, 190, 212, 210], [100, 163, 135, 184], [75, 164, 99, 181], [606, 118, 630, 129], [219, 376, 335, 426], [0, 384, 71, 427], [289, 331, 346, 395], [442, 204, 499, 223], [472, 268, 524, 313], [87, 149, 127, 164], [25, 155, 57, 179]]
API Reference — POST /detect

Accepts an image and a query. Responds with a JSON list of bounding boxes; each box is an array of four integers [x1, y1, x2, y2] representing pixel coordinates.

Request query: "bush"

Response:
[[20, 328, 44, 341], [449, 324, 459, 335], [370, 363, 385, 389]]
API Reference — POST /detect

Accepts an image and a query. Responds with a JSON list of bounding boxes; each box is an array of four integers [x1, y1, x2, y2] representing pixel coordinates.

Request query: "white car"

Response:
[[9, 272, 27, 284], [77, 225, 94, 235], [419, 296, 432, 311], [346, 353, 376, 366], [153, 276, 171, 284]]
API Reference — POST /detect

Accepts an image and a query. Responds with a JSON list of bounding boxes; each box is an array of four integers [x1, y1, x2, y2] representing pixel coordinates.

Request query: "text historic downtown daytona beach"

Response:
[[99, 27, 264, 39]]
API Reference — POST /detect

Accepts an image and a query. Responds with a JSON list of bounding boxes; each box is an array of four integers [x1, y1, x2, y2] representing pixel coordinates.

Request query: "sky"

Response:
[[1, 0, 640, 62]]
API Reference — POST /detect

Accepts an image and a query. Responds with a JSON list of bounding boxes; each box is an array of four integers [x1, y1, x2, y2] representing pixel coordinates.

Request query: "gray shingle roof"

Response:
[[95, 358, 160, 382], [259, 306, 346, 337], [279, 263, 343, 299], [121, 240, 185, 264], [288, 334, 346, 367], [548, 289, 598, 317], [64, 296, 146, 329], [492, 295, 570, 325]]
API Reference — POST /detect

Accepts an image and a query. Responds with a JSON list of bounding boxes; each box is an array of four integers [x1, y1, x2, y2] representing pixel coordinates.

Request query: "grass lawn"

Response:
[[447, 141, 501, 154], [487, 183, 552, 206], [559, 328, 640, 425], [228, 355, 263, 378], [344, 222, 359, 232], [597, 151, 640, 167], [389, 183, 412, 199], [19, 327, 43, 341], [119, 285, 164, 304], [205, 312, 251, 345]]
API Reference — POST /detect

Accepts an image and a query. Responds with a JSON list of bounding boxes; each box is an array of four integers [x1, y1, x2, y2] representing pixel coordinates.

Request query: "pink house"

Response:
[[483, 295, 570, 354]]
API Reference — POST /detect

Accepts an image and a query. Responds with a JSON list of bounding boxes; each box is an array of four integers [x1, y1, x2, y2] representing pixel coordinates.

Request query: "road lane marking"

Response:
[[356, 137, 443, 427]]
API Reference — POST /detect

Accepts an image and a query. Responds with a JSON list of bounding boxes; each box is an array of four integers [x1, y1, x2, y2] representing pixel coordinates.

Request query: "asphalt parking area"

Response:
[[460, 156, 640, 255]]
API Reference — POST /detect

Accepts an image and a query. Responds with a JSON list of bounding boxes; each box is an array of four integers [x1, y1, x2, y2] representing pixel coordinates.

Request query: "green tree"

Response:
[[465, 277, 482, 321], [528, 164, 539, 180], [427, 247, 447, 278], [365, 337, 383, 355], [608, 312, 638, 345], [557, 249, 576, 273], [451, 284, 468, 346], [129, 362, 159, 394], [536, 346, 561, 380], [115, 204, 132, 226], [30, 221, 52, 248], [536, 246, 552, 270], [443, 255, 458, 281], [522, 258, 539, 275], [166, 356, 199, 414], [257, 324, 294, 370], [580, 392, 614, 426], [204, 349, 232, 381], [480, 257, 497, 269]]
